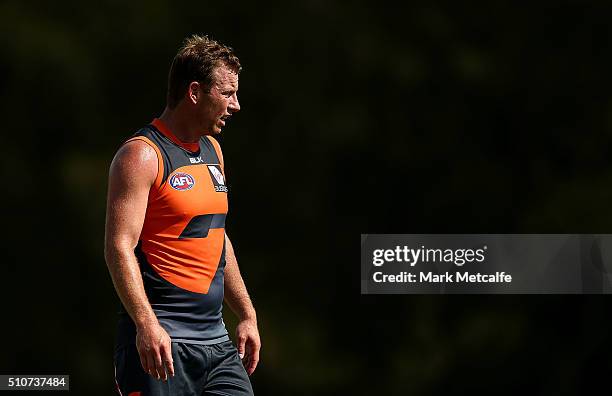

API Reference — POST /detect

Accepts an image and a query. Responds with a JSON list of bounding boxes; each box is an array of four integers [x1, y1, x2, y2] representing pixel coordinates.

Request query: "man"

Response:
[[105, 35, 260, 396]]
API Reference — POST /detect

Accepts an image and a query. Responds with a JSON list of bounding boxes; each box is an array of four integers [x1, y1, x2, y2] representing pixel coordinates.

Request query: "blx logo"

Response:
[[169, 173, 195, 190]]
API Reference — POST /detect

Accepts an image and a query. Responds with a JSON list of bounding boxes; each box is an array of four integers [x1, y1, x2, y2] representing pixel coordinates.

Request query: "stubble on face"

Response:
[[202, 65, 240, 135]]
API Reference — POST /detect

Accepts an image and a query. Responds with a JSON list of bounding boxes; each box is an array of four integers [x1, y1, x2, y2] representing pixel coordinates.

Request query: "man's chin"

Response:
[[205, 125, 222, 135]]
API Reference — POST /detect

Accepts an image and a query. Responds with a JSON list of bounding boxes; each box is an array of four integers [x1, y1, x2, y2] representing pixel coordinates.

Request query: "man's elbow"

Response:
[[104, 238, 135, 268], [104, 241, 118, 269]]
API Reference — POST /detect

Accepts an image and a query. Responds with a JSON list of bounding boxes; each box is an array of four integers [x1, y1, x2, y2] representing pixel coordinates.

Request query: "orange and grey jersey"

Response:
[[117, 118, 230, 346]]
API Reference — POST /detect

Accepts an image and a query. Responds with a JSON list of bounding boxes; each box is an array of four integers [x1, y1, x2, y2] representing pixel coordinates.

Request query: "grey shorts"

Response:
[[114, 341, 254, 396]]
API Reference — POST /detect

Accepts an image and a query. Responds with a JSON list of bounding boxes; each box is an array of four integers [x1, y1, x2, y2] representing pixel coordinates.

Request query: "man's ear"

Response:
[[188, 81, 201, 104]]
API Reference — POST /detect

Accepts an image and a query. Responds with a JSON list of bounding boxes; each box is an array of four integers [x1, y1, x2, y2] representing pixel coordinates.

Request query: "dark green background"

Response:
[[2, 1, 612, 394]]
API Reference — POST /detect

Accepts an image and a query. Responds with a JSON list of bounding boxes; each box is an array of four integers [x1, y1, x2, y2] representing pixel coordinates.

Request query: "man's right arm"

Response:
[[104, 140, 174, 381]]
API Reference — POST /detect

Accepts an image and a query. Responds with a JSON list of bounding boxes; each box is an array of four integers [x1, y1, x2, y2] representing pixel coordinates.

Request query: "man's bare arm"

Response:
[[104, 141, 174, 381], [224, 233, 260, 375]]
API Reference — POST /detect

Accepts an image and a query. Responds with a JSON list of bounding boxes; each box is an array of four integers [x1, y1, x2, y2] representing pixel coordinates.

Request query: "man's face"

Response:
[[199, 65, 240, 134]]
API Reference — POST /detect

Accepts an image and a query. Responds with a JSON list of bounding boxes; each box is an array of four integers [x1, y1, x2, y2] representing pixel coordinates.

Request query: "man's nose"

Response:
[[228, 93, 240, 113]]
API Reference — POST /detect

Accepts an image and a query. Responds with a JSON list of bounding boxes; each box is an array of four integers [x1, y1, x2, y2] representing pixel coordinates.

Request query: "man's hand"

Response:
[[136, 322, 175, 381], [236, 319, 260, 376]]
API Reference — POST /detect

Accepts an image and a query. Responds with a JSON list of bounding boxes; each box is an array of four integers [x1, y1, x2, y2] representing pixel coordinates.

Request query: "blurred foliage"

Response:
[[3, 1, 612, 395]]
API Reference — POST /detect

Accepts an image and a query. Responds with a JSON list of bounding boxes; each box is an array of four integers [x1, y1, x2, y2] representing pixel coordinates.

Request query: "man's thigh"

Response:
[[114, 343, 207, 396], [203, 341, 254, 396]]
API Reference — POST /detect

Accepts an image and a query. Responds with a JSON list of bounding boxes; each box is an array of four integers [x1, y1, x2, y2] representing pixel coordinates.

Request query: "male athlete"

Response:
[[105, 35, 260, 395]]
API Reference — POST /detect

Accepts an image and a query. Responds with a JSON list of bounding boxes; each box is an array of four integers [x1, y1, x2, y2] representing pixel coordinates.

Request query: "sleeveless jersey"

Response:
[[117, 118, 229, 346]]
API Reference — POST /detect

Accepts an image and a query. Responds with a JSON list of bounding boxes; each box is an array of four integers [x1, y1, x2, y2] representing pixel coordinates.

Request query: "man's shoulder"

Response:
[[202, 135, 221, 147], [110, 138, 158, 186], [203, 135, 224, 166], [118, 123, 163, 160], [118, 138, 157, 157]]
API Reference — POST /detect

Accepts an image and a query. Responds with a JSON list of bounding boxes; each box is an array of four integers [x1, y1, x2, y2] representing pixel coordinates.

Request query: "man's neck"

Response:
[[158, 107, 202, 143]]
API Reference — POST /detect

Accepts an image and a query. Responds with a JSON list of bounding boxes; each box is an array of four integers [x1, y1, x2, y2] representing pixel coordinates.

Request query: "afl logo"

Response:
[[169, 173, 195, 190]]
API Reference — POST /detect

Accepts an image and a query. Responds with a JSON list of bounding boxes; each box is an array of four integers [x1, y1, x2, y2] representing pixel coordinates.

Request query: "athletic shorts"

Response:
[[114, 341, 254, 396]]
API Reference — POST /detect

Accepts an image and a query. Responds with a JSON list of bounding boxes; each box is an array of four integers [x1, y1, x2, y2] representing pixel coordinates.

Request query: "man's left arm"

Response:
[[224, 233, 261, 376]]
